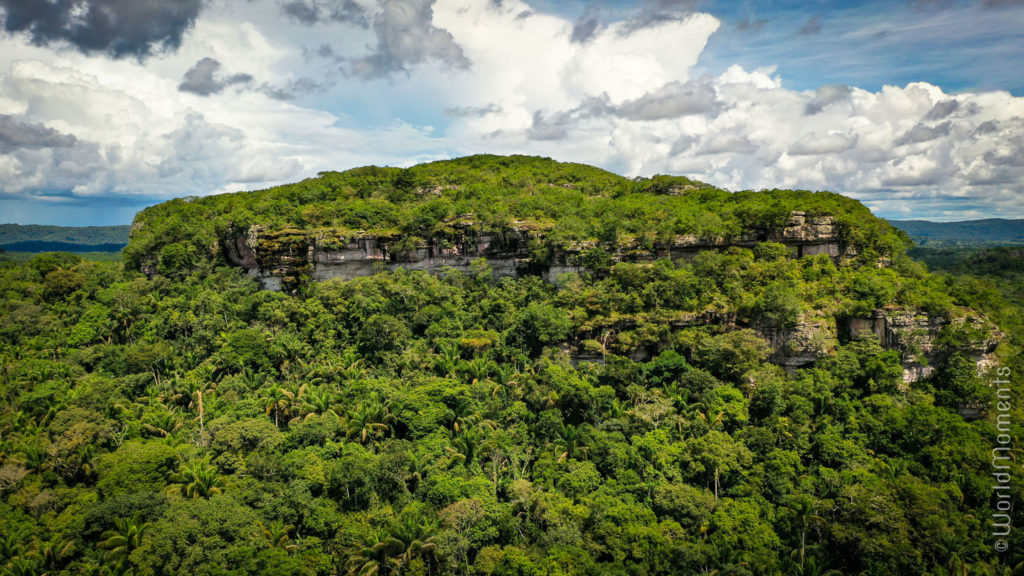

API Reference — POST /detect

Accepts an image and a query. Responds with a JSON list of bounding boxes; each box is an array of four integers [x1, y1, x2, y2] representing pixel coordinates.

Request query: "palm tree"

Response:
[[344, 531, 399, 576], [432, 344, 460, 378], [262, 386, 295, 428], [345, 403, 389, 445], [291, 386, 340, 423], [388, 512, 439, 572], [142, 407, 183, 438], [447, 399, 495, 435], [2, 556, 41, 576], [168, 459, 226, 499], [793, 556, 843, 576], [459, 356, 496, 384], [405, 452, 429, 493], [938, 531, 970, 576], [1, 410, 32, 437], [0, 530, 19, 559], [337, 349, 365, 380], [554, 424, 587, 462], [781, 495, 825, 572], [0, 345, 19, 390], [258, 521, 297, 552], [696, 409, 725, 431], [70, 443, 97, 481], [33, 536, 74, 572], [447, 428, 483, 466], [99, 514, 148, 571], [238, 368, 267, 390], [19, 442, 48, 474], [166, 375, 216, 434]]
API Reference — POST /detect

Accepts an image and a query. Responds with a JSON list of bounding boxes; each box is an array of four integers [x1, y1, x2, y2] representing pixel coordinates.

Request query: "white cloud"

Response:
[[0, 0, 1022, 221]]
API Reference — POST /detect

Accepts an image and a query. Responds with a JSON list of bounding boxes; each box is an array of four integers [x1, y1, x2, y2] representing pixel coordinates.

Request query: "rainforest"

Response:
[[1, 155, 1022, 576]]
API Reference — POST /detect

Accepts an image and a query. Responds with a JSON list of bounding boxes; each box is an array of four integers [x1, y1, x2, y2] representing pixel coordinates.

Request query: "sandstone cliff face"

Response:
[[847, 308, 1001, 385], [755, 315, 838, 370], [222, 211, 845, 291], [216, 212, 999, 384]]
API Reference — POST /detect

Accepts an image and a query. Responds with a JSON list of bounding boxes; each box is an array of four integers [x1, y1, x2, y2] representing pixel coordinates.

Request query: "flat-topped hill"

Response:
[[126, 155, 908, 289]]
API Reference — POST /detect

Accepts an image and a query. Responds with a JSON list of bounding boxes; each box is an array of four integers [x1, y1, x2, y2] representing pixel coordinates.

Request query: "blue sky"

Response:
[[0, 0, 1022, 225], [695, 0, 1024, 94]]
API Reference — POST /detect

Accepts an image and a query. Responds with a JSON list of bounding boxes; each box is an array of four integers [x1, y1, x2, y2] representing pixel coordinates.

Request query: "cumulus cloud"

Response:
[[280, 0, 368, 26], [896, 121, 952, 145], [428, 0, 1024, 217], [178, 57, 253, 96], [0, 0, 202, 58], [0, 114, 107, 197], [444, 103, 502, 117], [614, 78, 722, 120], [0, 114, 77, 151], [0, 41, 439, 205], [262, 76, 331, 100], [2, 0, 1023, 222], [804, 84, 852, 115], [527, 109, 575, 141], [570, 3, 601, 43], [788, 132, 857, 156], [925, 99, 959, 119], [348, 0, 470, 79], [626, 0, 703, 31]]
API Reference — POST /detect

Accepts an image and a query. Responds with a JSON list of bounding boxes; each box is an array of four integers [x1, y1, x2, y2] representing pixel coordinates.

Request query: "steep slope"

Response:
[[124, 155, 998, 385]]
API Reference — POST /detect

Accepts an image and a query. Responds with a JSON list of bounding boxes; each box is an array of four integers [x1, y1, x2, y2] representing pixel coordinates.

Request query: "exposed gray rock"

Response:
[[225, 211, 845, 291]]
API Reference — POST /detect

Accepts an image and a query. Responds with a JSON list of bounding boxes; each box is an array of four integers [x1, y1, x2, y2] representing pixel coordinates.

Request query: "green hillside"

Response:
[[1, 156, 1020, 576], [125, 154, 907, 275], [890, 218, 1024, 246]]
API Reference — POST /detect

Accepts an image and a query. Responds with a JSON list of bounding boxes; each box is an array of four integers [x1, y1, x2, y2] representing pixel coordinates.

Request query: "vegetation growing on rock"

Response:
[[1, 156, 1021, 575]]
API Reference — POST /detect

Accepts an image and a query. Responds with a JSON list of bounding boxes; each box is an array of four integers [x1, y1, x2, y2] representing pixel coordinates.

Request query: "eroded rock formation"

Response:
[[216, 211, 999, 384], [222, 211, 845, 291]]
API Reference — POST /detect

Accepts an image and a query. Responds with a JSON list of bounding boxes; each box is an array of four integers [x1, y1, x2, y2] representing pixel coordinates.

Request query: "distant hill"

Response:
[[889, 218, 1024, 246], [0, 224, 130, 253]]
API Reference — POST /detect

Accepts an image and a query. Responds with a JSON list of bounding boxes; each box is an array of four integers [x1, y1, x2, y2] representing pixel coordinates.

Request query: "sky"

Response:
[[0, 0, 1022, 225]]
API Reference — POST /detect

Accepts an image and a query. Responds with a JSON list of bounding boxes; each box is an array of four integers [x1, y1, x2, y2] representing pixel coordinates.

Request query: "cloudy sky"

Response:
[[0, 0, 1022, 225]]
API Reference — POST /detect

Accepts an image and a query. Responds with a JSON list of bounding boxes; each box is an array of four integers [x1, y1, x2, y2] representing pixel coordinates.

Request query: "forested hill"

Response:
[[2, 154, 1022, 576], [889, 218, 1024, 246], [125, 154, 908, 286], [0, 224, 130, 253]]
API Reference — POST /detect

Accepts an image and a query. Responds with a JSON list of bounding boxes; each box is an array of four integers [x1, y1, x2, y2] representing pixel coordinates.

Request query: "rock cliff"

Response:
[[846, 308, 1001, 385], [222, 211, 845, 291], [219, 211, 1000, 384]]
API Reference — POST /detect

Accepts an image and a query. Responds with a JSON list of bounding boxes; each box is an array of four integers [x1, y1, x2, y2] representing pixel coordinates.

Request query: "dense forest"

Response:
[[1, 155, 1022, 576], [892, 220, 1024, 247], [0, 225, 130, 254]]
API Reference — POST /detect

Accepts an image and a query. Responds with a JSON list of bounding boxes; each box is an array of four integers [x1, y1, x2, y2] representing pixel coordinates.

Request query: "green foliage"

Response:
[[0, 158, 1020, 576], [125, 155, 909, 278]]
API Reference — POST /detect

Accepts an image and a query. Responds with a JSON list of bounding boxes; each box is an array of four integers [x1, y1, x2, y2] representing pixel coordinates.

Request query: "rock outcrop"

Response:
[[847, 308, 1001, 386], [223, 211, 845, 291], [755, 315, 838, 370], [216, 211, 999, 384]]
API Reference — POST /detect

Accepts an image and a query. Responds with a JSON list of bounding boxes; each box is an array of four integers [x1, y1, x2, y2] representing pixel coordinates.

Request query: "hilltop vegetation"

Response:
[[125, 155, 907, 275], [1, 156, 1021, 576]]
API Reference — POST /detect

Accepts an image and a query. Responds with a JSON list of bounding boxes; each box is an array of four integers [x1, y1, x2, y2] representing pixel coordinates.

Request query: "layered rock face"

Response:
[[222, 211, 844, 291], [218, 211, 998, 384], [846, 308, 1001, 385]]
